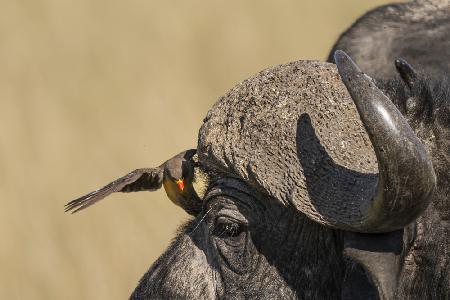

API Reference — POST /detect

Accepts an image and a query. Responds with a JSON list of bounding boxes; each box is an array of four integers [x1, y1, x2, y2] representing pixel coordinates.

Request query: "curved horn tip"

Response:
[[333, 49, 349, 62], [334, 50, 359, 68], [333, 50, 366, 84], [394, 58, 417, 89]]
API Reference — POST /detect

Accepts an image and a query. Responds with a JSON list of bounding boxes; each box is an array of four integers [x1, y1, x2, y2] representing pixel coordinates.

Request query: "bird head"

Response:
[[161, 149, 209, 215], [164, 149, 197, 193]]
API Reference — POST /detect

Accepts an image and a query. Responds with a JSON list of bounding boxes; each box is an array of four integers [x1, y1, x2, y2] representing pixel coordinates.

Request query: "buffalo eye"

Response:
[[215, 222, 240, 237], [213, 217, 245, 238], [212, 216, 247, 248]]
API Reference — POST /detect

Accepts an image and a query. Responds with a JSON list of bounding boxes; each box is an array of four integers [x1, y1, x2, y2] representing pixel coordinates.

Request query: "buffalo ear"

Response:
[[394, 58, 418, 90]]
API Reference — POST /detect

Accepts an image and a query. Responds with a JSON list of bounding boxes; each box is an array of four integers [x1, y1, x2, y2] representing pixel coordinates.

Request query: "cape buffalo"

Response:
[[67, 1, 450, 299], [128, 51, 449, 299]]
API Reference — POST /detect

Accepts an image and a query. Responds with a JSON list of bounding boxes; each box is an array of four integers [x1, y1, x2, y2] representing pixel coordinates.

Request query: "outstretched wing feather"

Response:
[[65, 168, 164, 213]]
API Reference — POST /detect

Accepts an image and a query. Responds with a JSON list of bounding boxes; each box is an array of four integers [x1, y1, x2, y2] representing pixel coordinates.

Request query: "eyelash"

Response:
[[213, 220, 244, 238]]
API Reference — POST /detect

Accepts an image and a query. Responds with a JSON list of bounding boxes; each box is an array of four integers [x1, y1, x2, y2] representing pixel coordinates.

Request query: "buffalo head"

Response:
[[130, 52, 440, 299]]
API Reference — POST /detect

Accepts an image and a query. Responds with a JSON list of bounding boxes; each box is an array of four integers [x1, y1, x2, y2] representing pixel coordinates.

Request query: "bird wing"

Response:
[[65, 167, 164, 213]]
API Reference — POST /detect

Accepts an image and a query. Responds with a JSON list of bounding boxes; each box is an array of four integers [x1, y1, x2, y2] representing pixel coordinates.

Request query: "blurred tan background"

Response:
[[0, 1, 392, 299]]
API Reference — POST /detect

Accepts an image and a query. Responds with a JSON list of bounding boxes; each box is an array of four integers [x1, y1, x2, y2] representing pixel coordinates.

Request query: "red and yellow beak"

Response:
[[175, 178, 185, 191]]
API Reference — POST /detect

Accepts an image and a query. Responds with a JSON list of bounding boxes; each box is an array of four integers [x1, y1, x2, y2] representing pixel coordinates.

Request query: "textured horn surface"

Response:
[[198, 61, 377, 230], [198, 58, 435, 232]]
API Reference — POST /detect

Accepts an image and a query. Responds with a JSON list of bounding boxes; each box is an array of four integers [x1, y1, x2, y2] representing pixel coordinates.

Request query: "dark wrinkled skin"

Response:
[[131, 177, 347, 299]]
